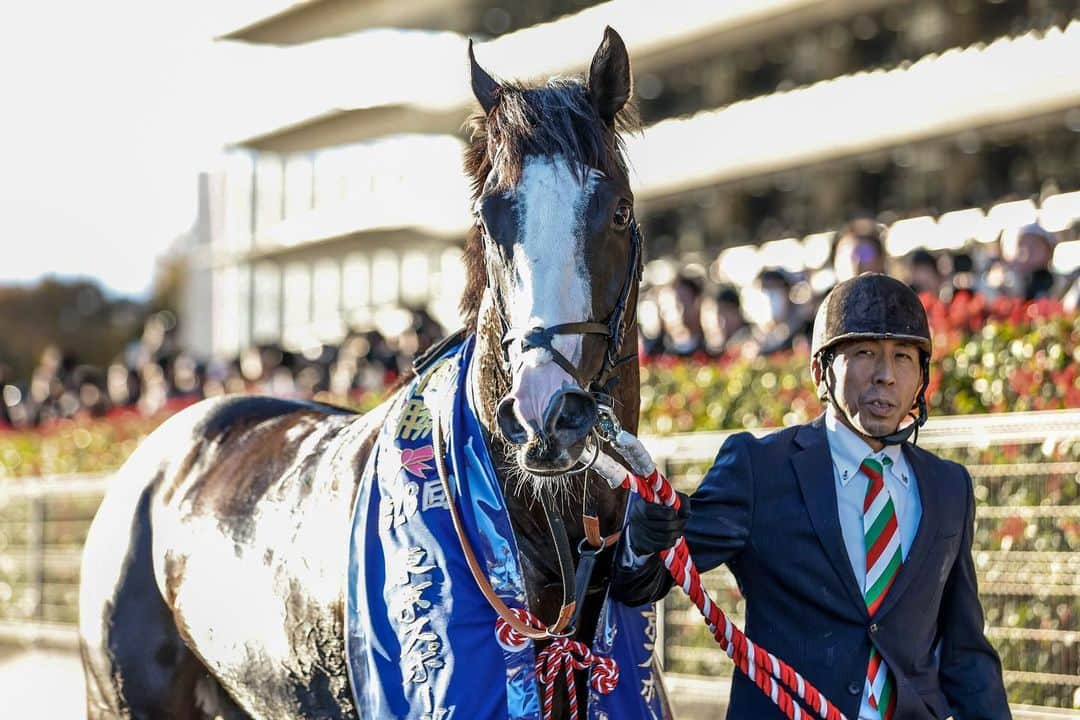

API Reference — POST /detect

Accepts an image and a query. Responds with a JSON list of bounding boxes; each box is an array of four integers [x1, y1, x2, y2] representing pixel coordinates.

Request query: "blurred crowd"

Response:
[[1, 220, 1077, 431], [0, 307, 446, 430], [639, 219, 1080, 360]]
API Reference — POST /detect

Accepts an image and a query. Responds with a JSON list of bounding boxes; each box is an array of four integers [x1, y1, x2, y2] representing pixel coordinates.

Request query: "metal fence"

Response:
[[0, 410, 1077, 710], [651, 410, 1080, 711]]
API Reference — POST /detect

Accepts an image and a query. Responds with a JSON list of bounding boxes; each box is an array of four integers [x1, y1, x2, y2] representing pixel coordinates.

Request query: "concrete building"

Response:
[[196, 0, 1080, 358]]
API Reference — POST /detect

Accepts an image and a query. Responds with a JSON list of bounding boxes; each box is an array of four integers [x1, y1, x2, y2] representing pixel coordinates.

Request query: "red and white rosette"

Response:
[[494, 608, 620, 720], [494, 607, 539, 653]]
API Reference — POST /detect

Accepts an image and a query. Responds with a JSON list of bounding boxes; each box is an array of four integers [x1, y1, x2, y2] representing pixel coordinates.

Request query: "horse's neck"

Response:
[[467, 298, 510, 434]]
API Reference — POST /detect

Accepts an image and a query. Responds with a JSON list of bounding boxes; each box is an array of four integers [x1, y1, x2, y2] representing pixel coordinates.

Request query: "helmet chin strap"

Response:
[[821, 352, 929, 446]]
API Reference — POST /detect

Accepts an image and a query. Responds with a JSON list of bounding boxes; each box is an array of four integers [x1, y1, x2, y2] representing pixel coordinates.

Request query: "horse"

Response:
[[79, 27, 670, 720]]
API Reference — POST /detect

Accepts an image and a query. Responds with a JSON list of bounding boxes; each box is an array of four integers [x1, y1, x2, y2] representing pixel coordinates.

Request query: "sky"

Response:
[[0, 4, 491, 299], [0, 2, 242, 298]]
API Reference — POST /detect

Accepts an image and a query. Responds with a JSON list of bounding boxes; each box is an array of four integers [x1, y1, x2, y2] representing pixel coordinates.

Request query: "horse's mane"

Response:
[[458, 77, 639, 332]]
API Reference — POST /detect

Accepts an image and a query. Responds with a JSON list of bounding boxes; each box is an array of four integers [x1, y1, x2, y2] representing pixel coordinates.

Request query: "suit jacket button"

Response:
[[869, 623, 879, 634], [847, 681, 861, 695]]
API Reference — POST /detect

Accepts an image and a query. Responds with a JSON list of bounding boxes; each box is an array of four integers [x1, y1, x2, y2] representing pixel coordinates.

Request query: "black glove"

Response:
[[627, 492, 691, 556]]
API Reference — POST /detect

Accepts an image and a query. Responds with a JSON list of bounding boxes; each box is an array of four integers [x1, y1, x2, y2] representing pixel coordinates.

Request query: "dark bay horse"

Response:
[[79, 27, 668, 719]]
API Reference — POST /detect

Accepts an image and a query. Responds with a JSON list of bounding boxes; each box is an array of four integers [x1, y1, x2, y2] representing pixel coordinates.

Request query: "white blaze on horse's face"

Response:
[[501, 155, 599, 435]]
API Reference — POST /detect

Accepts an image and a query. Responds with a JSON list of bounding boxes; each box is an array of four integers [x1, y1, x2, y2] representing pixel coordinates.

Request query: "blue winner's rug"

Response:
[[345, 336, 667, 719]]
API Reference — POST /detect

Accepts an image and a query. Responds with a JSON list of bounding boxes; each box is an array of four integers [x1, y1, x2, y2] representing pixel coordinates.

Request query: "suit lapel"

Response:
[[875, 444, 940, 618], [792, 419, 868, 614]]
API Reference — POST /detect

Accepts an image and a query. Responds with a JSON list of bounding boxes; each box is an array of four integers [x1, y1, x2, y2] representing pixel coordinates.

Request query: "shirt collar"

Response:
[[825, 408, 907, 487]]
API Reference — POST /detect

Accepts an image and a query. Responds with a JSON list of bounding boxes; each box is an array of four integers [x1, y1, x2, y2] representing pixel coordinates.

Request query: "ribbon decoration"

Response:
[[495, 608, 620, 720]]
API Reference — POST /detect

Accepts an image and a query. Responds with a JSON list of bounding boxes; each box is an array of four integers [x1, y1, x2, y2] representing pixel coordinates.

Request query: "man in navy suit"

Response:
[[614, 273, 1010, 719]]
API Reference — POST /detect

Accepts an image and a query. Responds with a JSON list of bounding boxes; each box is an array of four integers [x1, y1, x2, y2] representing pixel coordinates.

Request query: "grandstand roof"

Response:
[[228, 0, 901, 149], [630, 21, 1080, 200]]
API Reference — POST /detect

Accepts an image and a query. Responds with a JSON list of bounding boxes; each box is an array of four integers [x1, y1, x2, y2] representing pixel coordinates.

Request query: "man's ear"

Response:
[[812, 354, 832, 404]]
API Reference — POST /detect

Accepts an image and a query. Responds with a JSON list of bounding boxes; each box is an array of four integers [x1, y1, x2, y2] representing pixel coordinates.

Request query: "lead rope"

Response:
[[593, 432, 848, 720]]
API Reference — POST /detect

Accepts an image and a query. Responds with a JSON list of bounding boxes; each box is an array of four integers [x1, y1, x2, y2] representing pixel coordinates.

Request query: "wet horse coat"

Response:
[[79, 27, 671, 719]]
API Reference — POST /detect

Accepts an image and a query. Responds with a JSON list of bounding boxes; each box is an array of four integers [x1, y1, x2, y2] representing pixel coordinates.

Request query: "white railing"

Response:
[[0, 410, 1077, 707]]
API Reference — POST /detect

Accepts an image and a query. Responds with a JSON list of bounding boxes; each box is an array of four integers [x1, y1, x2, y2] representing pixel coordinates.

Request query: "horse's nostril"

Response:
[[496, 397, 530, 445], [555, 395, 590, 431], [545, 389, 598, 447], [524, 442, 556, 464]]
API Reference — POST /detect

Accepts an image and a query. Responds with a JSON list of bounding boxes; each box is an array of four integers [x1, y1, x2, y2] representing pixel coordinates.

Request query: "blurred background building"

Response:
[[187, 0, 1080, 359]]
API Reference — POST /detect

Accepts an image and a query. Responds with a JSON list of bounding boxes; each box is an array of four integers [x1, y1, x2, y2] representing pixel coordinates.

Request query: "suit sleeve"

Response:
[[611, 432, 754, 606], [937, 467, 1011, 719]]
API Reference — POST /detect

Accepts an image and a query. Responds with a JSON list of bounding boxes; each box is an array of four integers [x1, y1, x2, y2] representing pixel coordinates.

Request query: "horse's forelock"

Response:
[[459, 77, 638, 331]]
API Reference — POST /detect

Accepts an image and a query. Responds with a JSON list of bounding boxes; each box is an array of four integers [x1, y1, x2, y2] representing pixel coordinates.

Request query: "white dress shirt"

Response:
[[825, 409, 922, 719]]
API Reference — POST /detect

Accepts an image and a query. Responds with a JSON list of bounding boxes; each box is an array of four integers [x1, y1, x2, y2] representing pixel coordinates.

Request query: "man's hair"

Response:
[[672, 272, 704, 299], [757, 268, 792, 288], [908, 248, 938, 272], [715, 285, 741, 308]]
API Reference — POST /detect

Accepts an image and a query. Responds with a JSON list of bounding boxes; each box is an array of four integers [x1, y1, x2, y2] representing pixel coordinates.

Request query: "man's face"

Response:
[[658, 283, 699, 329], [814, 338, 923, 441], [758, 278, 791, 323]]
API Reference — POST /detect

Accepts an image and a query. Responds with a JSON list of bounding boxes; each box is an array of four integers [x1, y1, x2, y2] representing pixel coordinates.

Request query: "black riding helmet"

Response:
[[812, 273, 933, 445]]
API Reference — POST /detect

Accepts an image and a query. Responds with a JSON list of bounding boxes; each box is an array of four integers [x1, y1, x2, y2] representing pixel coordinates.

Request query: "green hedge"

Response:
[[639, 296, 1080, 434]]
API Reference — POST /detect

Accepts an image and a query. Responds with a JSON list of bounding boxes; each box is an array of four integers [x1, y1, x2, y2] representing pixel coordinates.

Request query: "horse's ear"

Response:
[[469, 39, 500, 114], [588, 26, 631, 126]]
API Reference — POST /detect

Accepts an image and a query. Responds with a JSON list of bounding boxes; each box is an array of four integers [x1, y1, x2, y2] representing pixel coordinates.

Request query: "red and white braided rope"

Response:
[[594, 435, 847, 720], [494, 609, 619, 720]]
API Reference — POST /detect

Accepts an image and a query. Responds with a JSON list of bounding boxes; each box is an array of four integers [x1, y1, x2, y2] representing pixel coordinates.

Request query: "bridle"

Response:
[[426, 193, 644, 642]]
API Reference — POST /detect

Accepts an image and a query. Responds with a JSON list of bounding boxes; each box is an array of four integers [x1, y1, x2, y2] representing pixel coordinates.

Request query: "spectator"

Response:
[[655, 273, 705, 356], [137, 361, 169, 416], [168, 353, 205, 406], [409, 307, 446, 358], [1012, 223, 1057, 300], [832, 217, 887, 283], [946, 251, 977, 300], [106, 359, 140, 412], [701, 285, 752, 357], [906, 249, 944, 298], [27, 345, 76, 424], [71, 365, 109, 418], [0, 363, 14, 428], [748, 269, 810, 356]]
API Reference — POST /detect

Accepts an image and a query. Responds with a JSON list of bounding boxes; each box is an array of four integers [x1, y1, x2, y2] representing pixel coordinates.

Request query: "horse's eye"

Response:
[[612, 203, 632, 229]]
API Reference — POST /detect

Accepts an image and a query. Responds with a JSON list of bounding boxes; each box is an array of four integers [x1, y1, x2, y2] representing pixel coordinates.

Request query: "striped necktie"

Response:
[[862, 455, 899, 720]]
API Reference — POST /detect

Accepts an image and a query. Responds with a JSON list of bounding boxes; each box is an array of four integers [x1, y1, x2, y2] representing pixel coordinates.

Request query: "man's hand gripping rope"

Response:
[[592, 430, 847, 720]]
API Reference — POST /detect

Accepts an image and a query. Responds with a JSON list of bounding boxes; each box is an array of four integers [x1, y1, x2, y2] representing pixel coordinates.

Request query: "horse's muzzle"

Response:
[[497, 387, 598, 471]]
